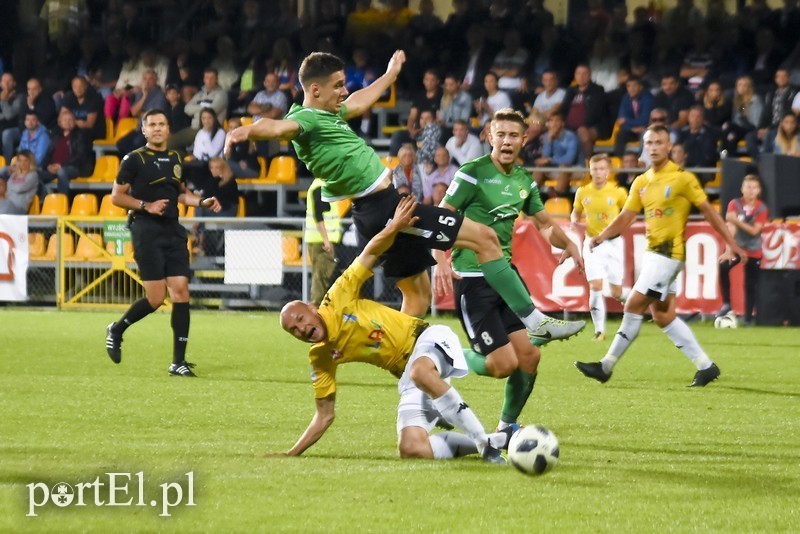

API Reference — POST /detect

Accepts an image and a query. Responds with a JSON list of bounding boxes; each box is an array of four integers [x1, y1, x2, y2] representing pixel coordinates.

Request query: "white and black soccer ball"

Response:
[[714, 313, 738, 329], [508, 425, 559, 476]]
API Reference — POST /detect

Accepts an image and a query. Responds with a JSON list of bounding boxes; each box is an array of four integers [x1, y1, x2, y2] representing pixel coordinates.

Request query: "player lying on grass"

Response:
[[226, 49, 584, 344], [274, 196, 507, 462]]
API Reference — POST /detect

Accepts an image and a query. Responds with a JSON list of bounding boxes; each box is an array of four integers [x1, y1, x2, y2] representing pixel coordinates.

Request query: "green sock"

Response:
[[501, 370, 538, 424], [463, 348, 493, 377], [480, 258, 535, 316]]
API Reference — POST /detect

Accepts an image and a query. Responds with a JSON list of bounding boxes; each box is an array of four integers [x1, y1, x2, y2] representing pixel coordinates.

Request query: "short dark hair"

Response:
[[491, 108, 527, 129], [142, 108, 169, 124], [25, 110, 40, 120], [299, 52, 345, 88]]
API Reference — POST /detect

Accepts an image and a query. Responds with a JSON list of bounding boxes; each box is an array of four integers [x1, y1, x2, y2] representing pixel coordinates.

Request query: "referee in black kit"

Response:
[[105, 109, 221, 377]]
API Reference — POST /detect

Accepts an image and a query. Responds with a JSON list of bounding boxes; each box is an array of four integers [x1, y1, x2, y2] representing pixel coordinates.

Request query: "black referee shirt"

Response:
[[117, 148, 184, 221]]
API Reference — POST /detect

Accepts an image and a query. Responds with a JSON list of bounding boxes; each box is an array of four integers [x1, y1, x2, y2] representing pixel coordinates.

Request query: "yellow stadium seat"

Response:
[[595, 122, 619, 148], [381, 156, 399, 169], [257, 156, 269, 180], [93, 118, 115, 146], [237, 195, 246, 217], [28, 194, 40, 215], [544, 197, 573, 218], [28, 233, 46, 258], [0, 155, 6, 167], [372, 83, 397, 108], [99, 194, 126, 216], [69, 193, 98, 216], [114, 117, 139, 142], [711, 199, 722, 214], [266, 156, 297, 184], [65, 233, 104, 261], [282, 236, 303, 266], [40, 193, 69, 216], [240, 116, 254, 126], [184, 205, 195, 218], [34, 233, 74, 261], [177, 202, 186, 217], [609, 156, 622, 169], [81, 154, 120, 182]]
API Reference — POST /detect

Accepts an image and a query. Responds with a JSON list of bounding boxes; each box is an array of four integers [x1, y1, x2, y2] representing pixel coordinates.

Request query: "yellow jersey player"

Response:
[[571, 154, 629, 340], [575, 125, 748, 387], [273, 196, 506, 463]]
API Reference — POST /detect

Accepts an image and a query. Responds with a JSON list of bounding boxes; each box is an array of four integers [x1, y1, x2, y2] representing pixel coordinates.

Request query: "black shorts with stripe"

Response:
[[454, 274, 525, 355], [130, 216, 191, 281], [351, 185, 464, 278]]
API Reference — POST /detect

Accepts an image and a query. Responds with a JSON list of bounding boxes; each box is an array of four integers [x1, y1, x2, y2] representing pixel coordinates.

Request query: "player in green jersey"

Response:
[[434, 108, 585, 433], [226, 51, 584, 343]]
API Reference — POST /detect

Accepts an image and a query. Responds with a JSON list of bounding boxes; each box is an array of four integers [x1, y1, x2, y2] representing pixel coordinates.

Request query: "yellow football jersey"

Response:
[[625, 161, 707, 261], [573, 182, 628, 237], [308, 260, 428, 398]]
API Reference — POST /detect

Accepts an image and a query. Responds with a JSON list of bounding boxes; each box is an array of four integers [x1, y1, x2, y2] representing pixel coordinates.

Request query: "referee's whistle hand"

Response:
[[146, 199, 169, 215]]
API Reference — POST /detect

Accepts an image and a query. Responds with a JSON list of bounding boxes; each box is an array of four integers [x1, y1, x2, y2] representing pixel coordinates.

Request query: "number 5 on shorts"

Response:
[[438, 215, 457, 227]]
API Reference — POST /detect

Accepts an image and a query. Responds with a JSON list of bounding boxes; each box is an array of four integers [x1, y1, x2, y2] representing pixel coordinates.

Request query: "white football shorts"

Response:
[[583, 236, 624, 286], [632, 251, 684, 302]]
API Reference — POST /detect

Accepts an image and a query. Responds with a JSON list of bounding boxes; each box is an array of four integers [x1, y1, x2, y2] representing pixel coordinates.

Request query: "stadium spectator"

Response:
[[277, 196, 506, 462], [0, 73, 25, 139], [392, 144, 427, 203], [415, 110, 441, 170], [426, 145, 457, 206], [0, 150, 39, 214], [474, 71, 512, 127], [343, 49, 376, 138], [490, 29, 529, 94], [758, 69, 797, 154], [520, 111, 545, 165], [575, 125, 747, 388], [748, 28, 783, 91], [722, 75, 763, 159], [3, 78, 55, 164], [616, 151, 644, 190], [588, 37, 620, 93], [438, 74, 472, 130], [39, 109, 94, 195], [192, 108, 225, 162], [614, 77, 655, 156], [670, 142, 687, 167], [304, 177, 342, 306], [389, 69, 442, 156], [246, 72, 289, 160], [531, 70, 565, 120], [265, 38, 299, 99], [774, 112, 800, 156], [0, 178, 11, 215], [653, 74, 694, 132], [116, 69, 168, 155], [678, 27, 717, 93], [209, 36, 240, 92], [190, 157, 240, 256], [175, 68, 228, 151], [163, 84, 192, 151], [571, 154, 628, 341], [458, 25, 494, 99], [701, 80, 731, 129], [534, 112, 580, 196], [61, 76, 105, 141], [224, 116, 259, 179], [560, 65, 608, 160], [678, 105, 721, 180], [105, 109, 221, 377], [17, 112, 50, 169], [445, 119, 484, 166], [718, 174, 767, 326]]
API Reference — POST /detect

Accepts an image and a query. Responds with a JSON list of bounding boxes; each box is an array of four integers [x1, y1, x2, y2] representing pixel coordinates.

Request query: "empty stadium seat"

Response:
[[113, 117, 139, 142], [99, 194, 126, 216], [544, 197, 573, 218], [0, 155, 5, 167], [93, 118, 115, 146], [69, 193, 98, 216], [282, 236, 303, 266], [28, 233, 46, 258], [34, 233, 74, 261], [28, 194, 40, 215], [65, 233, 104, 261], [40, 193, 69, 216], [76, 154, 120, 183], [237, 195, 246, 217], [266, 156, 297, 184]]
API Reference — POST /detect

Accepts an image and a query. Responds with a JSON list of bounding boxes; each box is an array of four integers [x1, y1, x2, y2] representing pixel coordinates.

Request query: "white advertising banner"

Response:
[[0, 215, 29, 301]]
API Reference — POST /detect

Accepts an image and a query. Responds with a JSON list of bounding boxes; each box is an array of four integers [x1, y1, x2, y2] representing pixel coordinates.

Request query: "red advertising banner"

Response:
[[434, 220, 800, 315]]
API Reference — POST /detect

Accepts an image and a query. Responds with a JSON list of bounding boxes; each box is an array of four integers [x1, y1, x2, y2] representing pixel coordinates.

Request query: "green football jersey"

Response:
[[285, 103, 388, 201], [444, 154, 544, 275]]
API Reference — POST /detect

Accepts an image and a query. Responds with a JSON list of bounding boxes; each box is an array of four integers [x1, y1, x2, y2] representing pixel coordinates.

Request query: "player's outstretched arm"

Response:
[[224, 118, 300, 158], [342, 50, 406, 119], [357, 194, 419, 271], [532, 210, 585, 273], [267, 395, 336, 457], [698, 201, 749, 264]]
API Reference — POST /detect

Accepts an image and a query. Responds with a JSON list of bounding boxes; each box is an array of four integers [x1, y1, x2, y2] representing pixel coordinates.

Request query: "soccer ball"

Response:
[[714, 313, 738, 329], [507, 425, 559, 476]]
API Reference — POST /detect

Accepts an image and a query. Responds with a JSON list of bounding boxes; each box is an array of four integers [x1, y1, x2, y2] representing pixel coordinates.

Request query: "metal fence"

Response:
[[25, 216, 402, 311]]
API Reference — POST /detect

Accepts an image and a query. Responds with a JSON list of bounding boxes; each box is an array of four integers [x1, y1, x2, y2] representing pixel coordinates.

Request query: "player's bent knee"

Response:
[[398, 431, 433, 459], [486, 355, 517, 378]]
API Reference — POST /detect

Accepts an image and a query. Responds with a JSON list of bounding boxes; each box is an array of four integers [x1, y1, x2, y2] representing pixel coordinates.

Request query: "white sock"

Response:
[[661, 318, 713, 370], [431, 387, 489, 453], [589, 289, 606, 334], [602, 312, 644, 373], [429, 432, 478, 459], [519, 308, 547, 331]]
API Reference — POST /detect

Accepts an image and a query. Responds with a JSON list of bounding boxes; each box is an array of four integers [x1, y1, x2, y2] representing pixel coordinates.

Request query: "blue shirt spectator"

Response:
[[18, 112, 50, 167], [541, 114, 579, 165]]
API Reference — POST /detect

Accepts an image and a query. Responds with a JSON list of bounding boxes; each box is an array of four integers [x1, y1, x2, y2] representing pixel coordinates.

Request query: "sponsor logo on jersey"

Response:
[[501, 184, 513, 196], [484, 178, 502, 184], [646, 207, 675, 218]]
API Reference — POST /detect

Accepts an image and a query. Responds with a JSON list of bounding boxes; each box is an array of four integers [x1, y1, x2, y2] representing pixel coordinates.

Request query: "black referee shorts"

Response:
[[350, 186, 464, 279], [455, 275, 525, 355], [130, 216, 191, 281]]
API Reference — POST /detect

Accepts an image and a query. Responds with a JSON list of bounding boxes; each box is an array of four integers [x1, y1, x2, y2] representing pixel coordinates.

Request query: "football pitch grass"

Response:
[[1, 309, 798, 532]]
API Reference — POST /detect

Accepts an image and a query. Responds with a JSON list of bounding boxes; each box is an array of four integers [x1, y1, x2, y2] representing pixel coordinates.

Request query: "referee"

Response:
[[105, 109, 221, 377]]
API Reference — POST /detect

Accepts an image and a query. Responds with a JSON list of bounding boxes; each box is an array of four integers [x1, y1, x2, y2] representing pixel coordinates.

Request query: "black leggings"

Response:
[[719, 257, 761, 321]]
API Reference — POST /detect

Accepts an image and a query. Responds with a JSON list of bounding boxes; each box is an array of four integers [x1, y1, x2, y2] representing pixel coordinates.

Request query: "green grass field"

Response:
[[1, 309, 798, 532]]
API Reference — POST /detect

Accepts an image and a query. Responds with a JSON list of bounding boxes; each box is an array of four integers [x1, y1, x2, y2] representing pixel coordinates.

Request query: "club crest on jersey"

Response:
[[446, 180, 459, 196], [174, 164, 182, 178], [343, 313, 357, 322], [664, 185, 671, 198], [519, 188, 528, 199], [608, 197, 613, 206]]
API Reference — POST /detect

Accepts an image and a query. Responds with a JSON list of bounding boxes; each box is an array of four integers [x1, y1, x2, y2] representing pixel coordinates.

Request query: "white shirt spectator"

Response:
[[251, 89, 288, 121], [533, 88, 566, 116], [479, 90, 512, 125], [446, 132, 485, 166], [192, 128, 226, 161]]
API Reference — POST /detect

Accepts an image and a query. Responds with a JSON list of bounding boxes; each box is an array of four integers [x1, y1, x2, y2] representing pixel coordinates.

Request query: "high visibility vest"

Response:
[[305, 178, 342, 244]]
